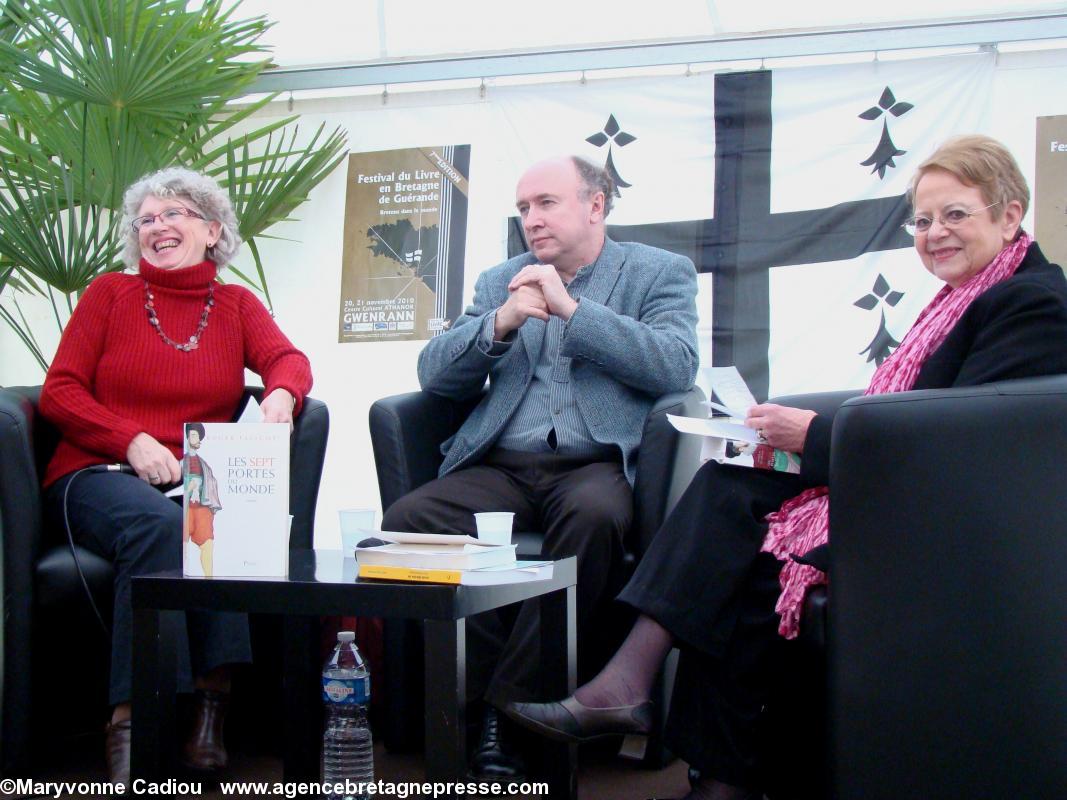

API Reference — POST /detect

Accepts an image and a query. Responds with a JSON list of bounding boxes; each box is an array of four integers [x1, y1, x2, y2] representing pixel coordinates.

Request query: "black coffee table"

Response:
[[131, 550, 577, 798]]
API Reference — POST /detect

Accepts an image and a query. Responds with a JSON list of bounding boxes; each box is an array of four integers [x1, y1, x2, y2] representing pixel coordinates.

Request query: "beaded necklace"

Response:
[[144, 281, 215, 352]]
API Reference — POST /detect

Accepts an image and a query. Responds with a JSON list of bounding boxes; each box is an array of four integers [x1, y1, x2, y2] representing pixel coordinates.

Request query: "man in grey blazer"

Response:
[[382, 155, 698, 779]]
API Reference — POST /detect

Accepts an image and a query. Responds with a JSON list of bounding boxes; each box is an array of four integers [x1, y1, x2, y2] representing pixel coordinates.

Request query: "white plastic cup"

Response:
[[473, 512, 515, 545], [338, 508, 377, 553]]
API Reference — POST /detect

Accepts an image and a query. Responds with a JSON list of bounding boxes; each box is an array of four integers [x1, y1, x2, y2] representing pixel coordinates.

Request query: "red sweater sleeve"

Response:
[[39, 276, 144, 459], [239, 290, 313, 414]]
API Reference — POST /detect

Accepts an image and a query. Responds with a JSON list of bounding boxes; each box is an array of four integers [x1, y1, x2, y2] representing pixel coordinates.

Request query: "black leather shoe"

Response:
[[105, 718, 131, 786], [469, 705, 527, 782], [181, 689, 229, 772], [504, 695, 653, 744]]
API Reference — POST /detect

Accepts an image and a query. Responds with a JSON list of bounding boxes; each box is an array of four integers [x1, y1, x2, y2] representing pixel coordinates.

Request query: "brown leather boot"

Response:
[[105, 718, 131, 786], [181, 689, 229, 771]]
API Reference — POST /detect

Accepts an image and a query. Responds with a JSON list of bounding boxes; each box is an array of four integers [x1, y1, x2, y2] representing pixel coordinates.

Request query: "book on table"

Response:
[[182, 398, 291, 577], [358, 560, 554, 586], [355, 530, 517, 571]]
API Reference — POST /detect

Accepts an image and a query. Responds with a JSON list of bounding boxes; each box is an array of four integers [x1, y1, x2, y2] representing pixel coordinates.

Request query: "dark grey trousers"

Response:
[[381, 448, 633, 706]]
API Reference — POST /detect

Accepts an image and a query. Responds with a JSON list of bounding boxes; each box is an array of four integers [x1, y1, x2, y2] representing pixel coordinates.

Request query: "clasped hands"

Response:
[[493, 264, 578, 339]]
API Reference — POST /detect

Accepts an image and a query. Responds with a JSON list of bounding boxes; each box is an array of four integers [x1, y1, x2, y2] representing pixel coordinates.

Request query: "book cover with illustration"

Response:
[[707, 437, 802, 474], [182, 421, 290, 577]]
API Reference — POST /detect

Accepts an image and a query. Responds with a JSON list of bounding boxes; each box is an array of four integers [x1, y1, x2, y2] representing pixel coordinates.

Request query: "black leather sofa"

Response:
[[0, 385, 329, 775], [368, 386, 705, 766]]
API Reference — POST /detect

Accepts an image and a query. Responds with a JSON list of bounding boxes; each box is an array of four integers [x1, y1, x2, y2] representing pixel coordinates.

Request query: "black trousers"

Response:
[[381, 448, 632, 707], [617, 459, 805, 789], [45, 470, 252, 706]]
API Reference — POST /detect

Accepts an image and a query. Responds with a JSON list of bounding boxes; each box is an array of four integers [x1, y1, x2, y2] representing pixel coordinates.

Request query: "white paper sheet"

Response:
[[666, 413, 763, 444], [701, 366, 757, 413], [237, 395, 264, 423], [701, 399, 748, 420], [376, 530, 494, 547]]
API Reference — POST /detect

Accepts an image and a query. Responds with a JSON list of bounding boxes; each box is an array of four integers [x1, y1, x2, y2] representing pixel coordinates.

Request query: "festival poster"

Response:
[[338, 145, 471, 342], [1035, 116, 1067, 269]]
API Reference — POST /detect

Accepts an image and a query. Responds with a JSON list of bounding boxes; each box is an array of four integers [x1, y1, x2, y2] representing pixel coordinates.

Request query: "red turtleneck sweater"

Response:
[[40, 259, 313, 486]]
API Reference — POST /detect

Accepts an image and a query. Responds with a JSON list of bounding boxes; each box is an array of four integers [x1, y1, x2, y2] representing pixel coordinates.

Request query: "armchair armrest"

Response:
[[0, 387, 46, 560], [828, 374, 1067, 799], [369, 390, 483, 510], [770, 389, 863, 417], [631, 387, 706, 555], [0, 386, 48, 773], [288, 397, 329, 551]]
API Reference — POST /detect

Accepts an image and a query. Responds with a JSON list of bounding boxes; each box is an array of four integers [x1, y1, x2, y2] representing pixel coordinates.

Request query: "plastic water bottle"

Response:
[[322, 631, 373, 800]]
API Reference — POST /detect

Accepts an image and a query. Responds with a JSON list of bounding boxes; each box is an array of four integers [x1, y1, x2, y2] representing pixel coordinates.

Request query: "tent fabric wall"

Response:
[[2, 47, 1065, 548]]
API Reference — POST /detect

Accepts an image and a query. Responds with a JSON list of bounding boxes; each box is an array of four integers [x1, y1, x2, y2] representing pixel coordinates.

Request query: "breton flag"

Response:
[[766, 53, 993, 395], [488, 52, 994, 398]]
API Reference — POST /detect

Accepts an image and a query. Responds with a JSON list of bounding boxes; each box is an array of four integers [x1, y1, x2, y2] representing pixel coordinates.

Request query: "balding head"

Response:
[[515, 156, 608, 274]]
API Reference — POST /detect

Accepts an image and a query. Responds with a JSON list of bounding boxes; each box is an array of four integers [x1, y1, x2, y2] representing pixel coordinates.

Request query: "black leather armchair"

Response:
[[828, 374, 1067, 800], [369, 386, 705, 766], [748, 375, 1067, 799], [0, 385, 329, 775]]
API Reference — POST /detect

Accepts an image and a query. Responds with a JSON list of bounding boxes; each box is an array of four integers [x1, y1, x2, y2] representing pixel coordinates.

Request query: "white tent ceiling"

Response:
[[241, 0, 1067, 68]]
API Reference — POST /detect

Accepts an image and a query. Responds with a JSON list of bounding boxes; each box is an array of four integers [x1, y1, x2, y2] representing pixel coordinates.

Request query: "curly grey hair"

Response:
[[571, 156, 615, 217], [121, 167, 242, 268]]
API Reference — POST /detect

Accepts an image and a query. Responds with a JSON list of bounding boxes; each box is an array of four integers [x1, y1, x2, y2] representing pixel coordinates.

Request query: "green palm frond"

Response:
[[0, 302, 49, 371], [204, 122, 346, 301], [221, 122, 348, 239], [0, 0, 271, 119], [0, 0, 348, 372], [0, 156, 124, 293]]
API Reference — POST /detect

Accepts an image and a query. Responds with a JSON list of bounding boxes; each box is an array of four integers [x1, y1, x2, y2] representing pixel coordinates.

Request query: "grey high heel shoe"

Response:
[[503, 695, 654, 744]]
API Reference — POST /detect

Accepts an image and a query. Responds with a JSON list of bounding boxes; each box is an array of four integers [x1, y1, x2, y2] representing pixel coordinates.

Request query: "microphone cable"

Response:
[[61, 464, 138, 639]]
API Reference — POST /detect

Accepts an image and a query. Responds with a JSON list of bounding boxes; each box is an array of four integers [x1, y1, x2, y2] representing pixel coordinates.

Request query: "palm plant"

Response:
[[0, 0, 347, 370]]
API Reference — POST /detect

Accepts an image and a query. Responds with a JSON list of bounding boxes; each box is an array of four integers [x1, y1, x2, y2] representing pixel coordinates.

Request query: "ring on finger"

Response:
[[757, 428, 767, 442]]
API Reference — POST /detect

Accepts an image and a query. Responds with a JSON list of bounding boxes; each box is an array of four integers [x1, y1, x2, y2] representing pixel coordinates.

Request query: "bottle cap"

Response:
[[337, 631, 355, 643]]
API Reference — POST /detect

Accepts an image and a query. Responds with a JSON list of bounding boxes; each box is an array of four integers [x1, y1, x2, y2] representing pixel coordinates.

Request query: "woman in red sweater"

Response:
[[40, 167, 313, 784]]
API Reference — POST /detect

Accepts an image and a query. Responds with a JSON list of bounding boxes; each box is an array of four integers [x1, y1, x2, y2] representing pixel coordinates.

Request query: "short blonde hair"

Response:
[[908, 135, 1029, 219], [121, 167, 242, 268]]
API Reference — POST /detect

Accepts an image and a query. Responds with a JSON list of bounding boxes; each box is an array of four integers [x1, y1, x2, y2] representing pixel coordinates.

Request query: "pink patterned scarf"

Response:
[[761, 233, 1033, 638]]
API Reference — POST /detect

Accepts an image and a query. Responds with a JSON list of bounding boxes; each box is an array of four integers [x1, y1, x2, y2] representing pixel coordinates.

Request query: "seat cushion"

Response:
[[514, 531, 545, 558], [35, 544, 114, 612], [800, 585, 828, 651]]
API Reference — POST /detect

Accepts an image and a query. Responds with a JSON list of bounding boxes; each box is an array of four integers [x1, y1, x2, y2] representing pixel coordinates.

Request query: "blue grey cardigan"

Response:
[[417, 237, 699, 484]]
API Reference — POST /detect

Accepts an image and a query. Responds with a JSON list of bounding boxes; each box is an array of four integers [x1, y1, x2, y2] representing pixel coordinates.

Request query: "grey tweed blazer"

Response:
[[417, 237, 699, 485]]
